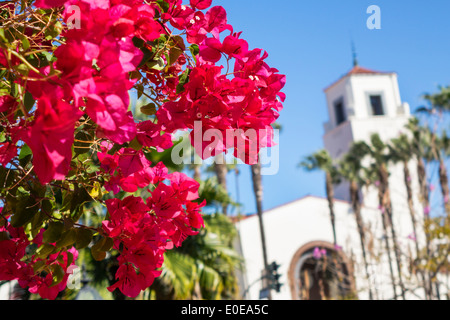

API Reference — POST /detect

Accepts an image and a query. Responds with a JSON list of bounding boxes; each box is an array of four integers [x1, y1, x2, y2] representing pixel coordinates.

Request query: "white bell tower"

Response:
[[322, 63, 411, 203]]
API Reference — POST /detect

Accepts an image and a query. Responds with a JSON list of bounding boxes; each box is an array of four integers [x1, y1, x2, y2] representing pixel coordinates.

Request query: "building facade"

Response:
[[236, 65, 430, 300]]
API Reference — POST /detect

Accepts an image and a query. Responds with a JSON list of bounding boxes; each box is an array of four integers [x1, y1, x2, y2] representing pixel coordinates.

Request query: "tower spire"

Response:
[[351, 40, 358, 67]]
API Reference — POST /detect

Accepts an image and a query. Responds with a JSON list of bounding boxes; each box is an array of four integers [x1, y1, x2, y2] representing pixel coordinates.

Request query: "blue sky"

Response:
[[209, 0, 450, 216]]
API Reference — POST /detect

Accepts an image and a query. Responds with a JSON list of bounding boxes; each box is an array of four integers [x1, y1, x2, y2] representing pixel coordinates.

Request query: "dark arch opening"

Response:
[[289, 241, 357, 300]]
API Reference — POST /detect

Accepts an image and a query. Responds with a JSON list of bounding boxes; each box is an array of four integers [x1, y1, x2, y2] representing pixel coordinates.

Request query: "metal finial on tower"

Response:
[[351, 40, 358, 67]]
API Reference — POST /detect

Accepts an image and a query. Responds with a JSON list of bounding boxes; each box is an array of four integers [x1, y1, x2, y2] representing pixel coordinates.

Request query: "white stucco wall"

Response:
[[235, 195, 428, 300], [236, 68, 435, 300]]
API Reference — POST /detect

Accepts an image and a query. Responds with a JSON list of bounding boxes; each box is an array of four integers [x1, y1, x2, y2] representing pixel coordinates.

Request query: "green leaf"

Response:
[[10, 196, 40, 227], [176, 69, 191, 94], [168, 47, 183, 65], [171, 35, 186, 51], [128, 137, 143, 151], [29, 210, 47, 238], [189, 44, 199, 57], [60, 189, 73, 212], [19, 144, 32, 160], [0, 167, 16, 189], [66, 251, 74, 267], [156, 0, 169, 13], [21, 37, 30, 50], [132, 36, 145, 48], [49, 263, 65, 287], [147, 57, 165, 71], [24, 91, 35, 112], [69, 184, 94, 220], [91, 249, 106, 261], [140, 103, 157, 115], [43, 221, 65, 243], [16, 63, 29, 76], [138, 46, 153, 68], [32, 260, 46, 273], [91, 236, 114, 261], [75, 228, 94, 250], [56, 228, 77, 248], [36, 243, 56, 259]]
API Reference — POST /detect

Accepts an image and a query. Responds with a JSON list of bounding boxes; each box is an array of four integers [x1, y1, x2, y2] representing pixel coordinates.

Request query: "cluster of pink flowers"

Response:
[[97, 143, 170, 194], [103, 173, 205, 297], [157, 3, 285, 164], [313, 247, 327, 260], [0, 212, 79, 300], [0, 0, 285, 299], [19, 0, 164, 184]]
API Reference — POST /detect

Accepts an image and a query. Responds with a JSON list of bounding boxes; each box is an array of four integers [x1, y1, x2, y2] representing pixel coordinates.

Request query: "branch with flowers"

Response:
[[0, 0, 285, 299]]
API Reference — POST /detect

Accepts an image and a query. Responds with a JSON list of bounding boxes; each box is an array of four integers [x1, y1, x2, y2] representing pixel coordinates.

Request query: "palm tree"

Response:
[[389, 134, 431, 298], [367, 133, 406, 300], [406, 118, 432, 215], [419, 86, 450, 214], [338, 142, 374, 300], [433, 132, 450, 214], [423, 85, 450, 112], [389, 134, 421, 255], [250, 160, 272, 300], [152, 213, 243, 300], [405, 117, 436, 299], [299, 149, 340, 246]]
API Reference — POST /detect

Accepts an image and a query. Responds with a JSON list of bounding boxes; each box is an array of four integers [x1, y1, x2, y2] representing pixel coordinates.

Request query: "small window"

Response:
[[334, 98, 346, 125], [369, 95, 384, 116]]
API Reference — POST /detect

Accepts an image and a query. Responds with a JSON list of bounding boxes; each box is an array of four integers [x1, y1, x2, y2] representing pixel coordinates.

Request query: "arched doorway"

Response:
[[288, 241, 357, 300]]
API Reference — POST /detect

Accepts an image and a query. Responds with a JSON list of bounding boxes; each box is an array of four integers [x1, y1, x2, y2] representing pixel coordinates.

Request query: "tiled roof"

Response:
[[324, 65, 395, 92]]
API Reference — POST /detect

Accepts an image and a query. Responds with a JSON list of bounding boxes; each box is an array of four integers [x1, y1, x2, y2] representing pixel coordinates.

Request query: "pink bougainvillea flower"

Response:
[[136, 121, 173, 152], [107, 264, 142, 298], [190, 0, 212, 10], [0, 142, 17, 167], [34, 0, 69, 9], [22, 96, 82, 184], [313, 247, 327, 260], [407, 233, 417, 241], [0, 95, 17, 113], [168, 172, 200, 201]]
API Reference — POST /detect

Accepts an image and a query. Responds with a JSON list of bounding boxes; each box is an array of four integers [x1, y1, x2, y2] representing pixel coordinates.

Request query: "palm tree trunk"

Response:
[[417, 157, 433, 299], [379, 165, 406, 300], [439, 158, 450, 214], [214, 154, 228, 215], [403, 162, 420, 254], [403, 161, 428, 298], [325, 171, 337, 246], [376, 181, 399, 300], [193, 164, 201, 181], [350, 180, 374, 300], [251, 161, 272, 300], [326, 172, 349, 298]]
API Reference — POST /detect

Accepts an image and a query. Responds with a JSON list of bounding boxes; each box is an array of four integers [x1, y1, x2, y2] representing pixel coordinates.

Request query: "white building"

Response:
[[236, 64, 434, 300]]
